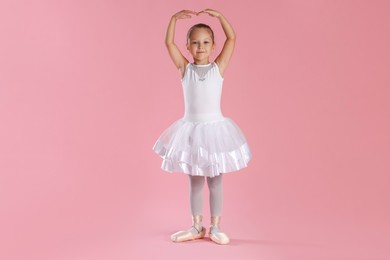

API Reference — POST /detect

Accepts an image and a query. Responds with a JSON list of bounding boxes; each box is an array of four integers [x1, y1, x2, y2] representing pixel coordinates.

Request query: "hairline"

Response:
[[187, 24, 215, 44]]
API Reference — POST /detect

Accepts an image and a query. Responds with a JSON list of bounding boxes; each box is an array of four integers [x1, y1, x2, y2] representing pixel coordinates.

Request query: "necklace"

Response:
[[192, 63, 212, 81]]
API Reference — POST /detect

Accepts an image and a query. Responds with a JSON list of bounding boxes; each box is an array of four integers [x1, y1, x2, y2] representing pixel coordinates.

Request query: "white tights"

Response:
[[189, 175, 223, 217]]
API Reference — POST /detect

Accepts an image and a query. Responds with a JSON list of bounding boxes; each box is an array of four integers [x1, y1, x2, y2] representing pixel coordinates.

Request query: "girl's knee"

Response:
[[190, 175, 205, 189], [207, 175, 223, 189]]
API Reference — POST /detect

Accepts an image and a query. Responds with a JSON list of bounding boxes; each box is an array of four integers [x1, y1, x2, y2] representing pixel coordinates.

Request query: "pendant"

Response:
[[199, 78, 206, 81]]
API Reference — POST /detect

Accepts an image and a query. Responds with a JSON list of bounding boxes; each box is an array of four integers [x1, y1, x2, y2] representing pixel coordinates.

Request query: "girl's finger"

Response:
[[184, 10, 197, 14], [179, 14, 192, 19]]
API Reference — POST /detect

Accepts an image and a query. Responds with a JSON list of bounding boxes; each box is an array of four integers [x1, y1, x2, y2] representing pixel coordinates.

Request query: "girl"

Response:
[[153, 8, 252, 245]]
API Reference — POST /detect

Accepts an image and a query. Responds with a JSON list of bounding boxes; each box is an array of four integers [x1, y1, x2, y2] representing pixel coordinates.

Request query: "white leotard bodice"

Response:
[[181, 62, 225, 122]]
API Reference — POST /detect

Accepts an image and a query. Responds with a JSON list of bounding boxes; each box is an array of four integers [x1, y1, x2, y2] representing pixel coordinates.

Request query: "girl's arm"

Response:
[[165, 10, 197, 76], [198, 9, 236, 77]]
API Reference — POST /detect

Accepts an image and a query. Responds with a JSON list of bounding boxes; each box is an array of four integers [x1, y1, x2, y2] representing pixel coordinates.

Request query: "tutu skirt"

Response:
[[152, 117, 252, 177]]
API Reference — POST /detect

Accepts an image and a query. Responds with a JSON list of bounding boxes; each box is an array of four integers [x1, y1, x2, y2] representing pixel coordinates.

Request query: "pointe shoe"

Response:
[[209, 216, 230, 245], [171, 215, 206, 242]]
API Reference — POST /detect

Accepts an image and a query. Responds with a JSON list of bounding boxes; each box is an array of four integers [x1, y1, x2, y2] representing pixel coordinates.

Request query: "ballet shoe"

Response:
[[171, 215, 206, 242], [209, 216, 230, 245], [170, 226, 206, 242]]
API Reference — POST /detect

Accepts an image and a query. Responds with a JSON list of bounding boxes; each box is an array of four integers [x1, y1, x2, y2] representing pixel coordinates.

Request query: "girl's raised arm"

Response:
[[165, 10, 197, 75], [198, 9, 236, 77]]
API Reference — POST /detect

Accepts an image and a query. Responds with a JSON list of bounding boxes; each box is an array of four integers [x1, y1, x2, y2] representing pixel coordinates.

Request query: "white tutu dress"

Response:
[[153, 62, 252, 177]]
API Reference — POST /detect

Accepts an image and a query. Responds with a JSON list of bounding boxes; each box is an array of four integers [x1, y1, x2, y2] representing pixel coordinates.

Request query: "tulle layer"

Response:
[[152, 117, 252, 177]]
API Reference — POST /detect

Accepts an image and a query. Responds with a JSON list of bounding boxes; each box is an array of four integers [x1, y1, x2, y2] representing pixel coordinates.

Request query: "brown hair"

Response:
[[186, 23, 215, 44]]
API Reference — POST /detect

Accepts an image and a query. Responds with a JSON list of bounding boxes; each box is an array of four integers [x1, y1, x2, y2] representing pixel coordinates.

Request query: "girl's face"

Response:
[[187, 28, 215, 62]]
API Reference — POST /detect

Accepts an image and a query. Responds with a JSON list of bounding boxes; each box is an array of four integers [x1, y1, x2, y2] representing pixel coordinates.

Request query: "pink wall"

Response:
[[1, 0, 389, 259]]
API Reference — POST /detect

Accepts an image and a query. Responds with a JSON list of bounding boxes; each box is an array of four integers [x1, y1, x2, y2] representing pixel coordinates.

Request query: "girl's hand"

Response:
[[197, 8, 222, 18], [173, 10, 197, 20]]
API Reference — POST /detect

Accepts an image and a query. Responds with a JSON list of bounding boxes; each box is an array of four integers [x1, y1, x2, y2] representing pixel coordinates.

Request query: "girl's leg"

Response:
[[170, 175, 206, 242], [206, 174, 230, 245], [189, 175, 205, 216], [206, 174, 223, 216]]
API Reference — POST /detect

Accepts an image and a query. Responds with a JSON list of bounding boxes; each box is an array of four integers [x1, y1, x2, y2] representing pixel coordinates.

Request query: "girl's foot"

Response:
[[209, 216, 230, 245], [171, 215, 206, 242]]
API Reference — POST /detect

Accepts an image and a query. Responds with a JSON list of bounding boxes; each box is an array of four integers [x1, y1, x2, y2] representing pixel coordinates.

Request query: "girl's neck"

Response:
[[193, 58, 210, 65]]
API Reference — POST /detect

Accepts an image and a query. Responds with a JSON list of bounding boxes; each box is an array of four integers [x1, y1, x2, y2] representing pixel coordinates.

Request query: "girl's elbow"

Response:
[[228, 36, 236, 42], [227, 32, 236, 41]]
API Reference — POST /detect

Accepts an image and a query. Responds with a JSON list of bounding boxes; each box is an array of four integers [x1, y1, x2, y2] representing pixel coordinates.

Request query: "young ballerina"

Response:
[[153, 8, 252, 245]]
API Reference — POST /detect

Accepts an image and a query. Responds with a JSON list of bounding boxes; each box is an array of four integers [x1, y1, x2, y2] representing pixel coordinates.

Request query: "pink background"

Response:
[[1, 0, 389, 259]]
